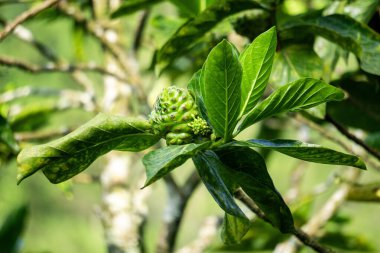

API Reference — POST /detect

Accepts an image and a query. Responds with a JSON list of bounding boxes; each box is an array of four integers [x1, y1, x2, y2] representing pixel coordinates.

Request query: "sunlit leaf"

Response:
[[240, 26, 277, 116], [17, 113, 160, 184], [238, 78, 344, 132], [201, 40, 242, 141]]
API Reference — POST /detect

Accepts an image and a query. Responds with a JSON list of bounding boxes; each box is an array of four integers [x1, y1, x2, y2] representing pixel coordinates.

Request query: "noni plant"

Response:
[[16, 27, 365, 243]]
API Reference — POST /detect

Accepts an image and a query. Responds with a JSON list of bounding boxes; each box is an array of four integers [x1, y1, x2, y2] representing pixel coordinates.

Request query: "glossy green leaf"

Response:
[[155, 0, 268, 73], [187, 69, 209, 122], [143, 142, 209, 187], [201, 40, 242, 141], [111, 0, 163, 18], [222, 213, 250, 245], [17, 113, 160, 184], [280, 14, 380, 75], [271, 45, 323, 86], [217, 147, 295, 233], [0, 115, 19, 153], [238, 78, 344, 132], [192, 150, 249, 221], [239, 26, 277, 117], [225, 139, 366, 170], [0, 205, 28, 253]]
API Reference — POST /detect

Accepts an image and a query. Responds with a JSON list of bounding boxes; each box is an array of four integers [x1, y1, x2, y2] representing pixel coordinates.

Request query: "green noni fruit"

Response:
[[149, 86, 211, 145]]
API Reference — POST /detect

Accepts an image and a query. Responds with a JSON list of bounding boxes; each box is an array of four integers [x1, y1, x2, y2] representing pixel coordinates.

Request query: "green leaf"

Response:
[[0, 115, 19, 153], [155, 0, 268, 73], [143, 142, 209, 187], [222, 213, 250, 245], [201, 40, 242, 141], [239, 26, 277, 117], [0, 205, 28, 253], [344, 0, 379, 23], [111, 0, 163, 18], [193, 150, 250, 243], [225, 139, 366, 170], [238, 78, 344, 132], [17, 113, 160, 184], [169, 0, 200, 16], [187, 69, 209, 122], [217, 146, 295, 233], [271, 45, 323, 86], [280, 14, 380, 76]]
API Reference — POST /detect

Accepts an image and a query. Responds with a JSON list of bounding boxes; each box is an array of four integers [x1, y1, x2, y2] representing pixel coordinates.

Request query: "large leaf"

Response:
[[17, 113, 160, 184], [193, 151, 250, 243], [0, 115, 19, 153], [280, 14, 380, 76], [239, 26, 277, 117], [271, 45, 323, 86], [201, 40, 242, 141], [111, 0, 164, 18], [217, 147, 295, 233], [142, 142, 209, 187], [0, 205, 28, 253], [224, 139, 366, 170], [155, 0, 268, 73], [238, 78, 344, 132]]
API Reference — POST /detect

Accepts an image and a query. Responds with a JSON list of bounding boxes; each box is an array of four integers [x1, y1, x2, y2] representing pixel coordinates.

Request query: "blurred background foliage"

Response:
[[0, 0, 380, 252]]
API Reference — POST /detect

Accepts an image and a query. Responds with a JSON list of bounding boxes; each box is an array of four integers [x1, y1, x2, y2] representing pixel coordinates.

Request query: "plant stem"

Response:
[[234, 189, 336, 253], [0, 0, 59, 42]]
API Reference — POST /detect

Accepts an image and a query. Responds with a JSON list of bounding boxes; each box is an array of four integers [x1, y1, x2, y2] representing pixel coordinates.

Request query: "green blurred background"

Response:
[[1, 0, 380, 252]]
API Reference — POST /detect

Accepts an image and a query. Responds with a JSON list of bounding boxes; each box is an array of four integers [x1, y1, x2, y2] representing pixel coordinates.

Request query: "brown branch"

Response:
[[274, 168, 361, 253], [0, 0, 59, 42], [157, 172, 201, 253], [325, 114, 380, 161], [234, 189, 336, 253], [0, 55, 129, 83]]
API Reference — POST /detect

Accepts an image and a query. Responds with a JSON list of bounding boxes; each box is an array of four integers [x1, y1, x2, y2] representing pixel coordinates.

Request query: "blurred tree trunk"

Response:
[[92, 1, 149, 252]]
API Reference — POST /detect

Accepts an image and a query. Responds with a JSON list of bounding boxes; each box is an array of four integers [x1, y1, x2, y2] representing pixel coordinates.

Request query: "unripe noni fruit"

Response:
[[149, 86, 211, 145]]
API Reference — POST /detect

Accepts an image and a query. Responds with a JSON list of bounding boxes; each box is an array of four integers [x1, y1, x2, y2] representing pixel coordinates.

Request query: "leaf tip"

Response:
[[356, 158, 367, 170], [16, 173, 26, 185]]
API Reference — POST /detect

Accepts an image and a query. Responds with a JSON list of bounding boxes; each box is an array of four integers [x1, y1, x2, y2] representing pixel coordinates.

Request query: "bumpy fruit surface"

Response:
[[149, 86, 211, 145]]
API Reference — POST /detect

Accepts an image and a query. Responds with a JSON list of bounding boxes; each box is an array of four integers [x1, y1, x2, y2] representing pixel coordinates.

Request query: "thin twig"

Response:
[[56, 2, 139, 84], [274, 168, 361, 253], [133, 10, 150, 53], [0, 55, 129, 83], [234, 189, 336, 253], [295, 116, 380, 172], [157, 172, 201, 253], [325, 114, 380, 161], [0, 0, 59, 42]]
